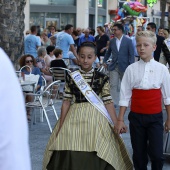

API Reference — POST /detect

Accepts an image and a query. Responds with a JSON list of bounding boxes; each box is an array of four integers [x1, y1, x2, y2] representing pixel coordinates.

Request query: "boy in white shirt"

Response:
[[115, 31, 170, 170]]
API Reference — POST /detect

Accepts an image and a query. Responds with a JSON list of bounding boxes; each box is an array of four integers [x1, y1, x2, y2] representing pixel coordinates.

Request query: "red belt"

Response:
[[131, 89, 162, 114]]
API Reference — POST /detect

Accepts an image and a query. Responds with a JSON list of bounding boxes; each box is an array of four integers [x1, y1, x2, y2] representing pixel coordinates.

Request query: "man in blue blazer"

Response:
[[103, 23, 134, 107]]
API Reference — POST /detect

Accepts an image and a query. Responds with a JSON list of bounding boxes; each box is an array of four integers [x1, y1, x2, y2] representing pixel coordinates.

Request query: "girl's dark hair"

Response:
[[19, 54, 36, 67], [79, 41, 97, 55]]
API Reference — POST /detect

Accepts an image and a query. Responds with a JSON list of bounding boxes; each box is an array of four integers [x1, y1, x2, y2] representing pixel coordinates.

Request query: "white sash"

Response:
[[70, 70, 114, 125]]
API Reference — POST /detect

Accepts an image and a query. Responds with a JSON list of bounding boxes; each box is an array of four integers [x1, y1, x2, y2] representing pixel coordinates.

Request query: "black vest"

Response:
[[66, 70, 109, 103]]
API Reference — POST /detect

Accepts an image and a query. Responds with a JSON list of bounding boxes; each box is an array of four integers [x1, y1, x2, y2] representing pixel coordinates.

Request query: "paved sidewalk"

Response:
[[29, 100, 170, 170]]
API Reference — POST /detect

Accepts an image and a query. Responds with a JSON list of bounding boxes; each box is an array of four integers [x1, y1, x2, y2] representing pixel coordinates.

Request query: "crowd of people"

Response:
[[2, 21, 170, 170]]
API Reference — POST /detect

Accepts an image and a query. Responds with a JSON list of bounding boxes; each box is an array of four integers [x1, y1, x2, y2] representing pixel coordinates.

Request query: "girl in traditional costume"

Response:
[[43, 42, 133, 170]]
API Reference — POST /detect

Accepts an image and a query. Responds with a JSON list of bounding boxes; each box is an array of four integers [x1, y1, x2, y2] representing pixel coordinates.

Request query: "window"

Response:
[[89, 0, 95, 7], [98, 0, 103, 7], [48, 0, 76, 5], [60, 14, 76, 30], [30, 13, 44, 28], [98, 16, 106, 26], [30, 0, 48, 5], [46, 13, 60, 18]]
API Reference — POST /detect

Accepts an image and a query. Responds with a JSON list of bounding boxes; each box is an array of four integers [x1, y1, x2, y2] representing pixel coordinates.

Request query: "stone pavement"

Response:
[[29, 100, 170, 170]]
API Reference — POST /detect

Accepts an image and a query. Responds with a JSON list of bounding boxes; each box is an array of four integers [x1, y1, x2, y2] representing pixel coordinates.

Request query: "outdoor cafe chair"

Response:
[[49, 67, 71, 82], [49, 67, 71, 98], [25, 80, 60, 133]]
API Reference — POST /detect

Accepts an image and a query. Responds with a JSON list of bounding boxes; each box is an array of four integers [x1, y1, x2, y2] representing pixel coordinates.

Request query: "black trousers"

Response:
[[128, 111, 164, 170]]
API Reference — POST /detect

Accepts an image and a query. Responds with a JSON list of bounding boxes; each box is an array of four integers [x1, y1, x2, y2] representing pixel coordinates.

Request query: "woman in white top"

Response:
[[44, 45, 56, 67]]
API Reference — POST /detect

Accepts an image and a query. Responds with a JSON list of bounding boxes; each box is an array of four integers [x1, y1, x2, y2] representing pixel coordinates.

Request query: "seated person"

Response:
[[45, 45, 55, 67], [19, 54, 42, 121], [50, 49, 67, 98], [36, 47, 52, 85], [50, 49, 67, 68]]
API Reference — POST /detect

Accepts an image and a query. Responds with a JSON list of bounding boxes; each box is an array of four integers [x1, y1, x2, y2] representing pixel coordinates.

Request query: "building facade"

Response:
[[24, 0, 169, 34], [28, 0, 116, 31]]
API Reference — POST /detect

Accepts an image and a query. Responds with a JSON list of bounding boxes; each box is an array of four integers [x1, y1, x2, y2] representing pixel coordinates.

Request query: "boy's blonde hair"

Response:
[[136, 31, 157, 45]]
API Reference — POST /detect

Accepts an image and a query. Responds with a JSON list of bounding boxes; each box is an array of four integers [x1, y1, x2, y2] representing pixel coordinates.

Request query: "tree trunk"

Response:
[[0, 0, 26, 65], [160, 0, 167, 28]]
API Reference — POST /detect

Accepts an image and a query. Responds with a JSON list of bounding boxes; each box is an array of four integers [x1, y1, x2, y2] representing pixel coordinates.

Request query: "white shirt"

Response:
[[44, 54, 56, 67], [0, 48, 31, 170], [119, 58, 170, 107], [116, 35, 123, 51]]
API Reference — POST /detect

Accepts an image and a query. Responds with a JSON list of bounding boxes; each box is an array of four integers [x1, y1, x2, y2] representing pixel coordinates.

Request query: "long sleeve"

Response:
[[101, 79, 113, 104], [161, 67, 170, 105], [119, 66, 132, 107]]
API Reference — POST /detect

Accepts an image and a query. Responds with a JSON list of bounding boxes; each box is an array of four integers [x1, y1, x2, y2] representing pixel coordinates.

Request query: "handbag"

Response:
[[163, 131, 170, 154], [22, 74, 40, 92], [20, 65, 40, 92]]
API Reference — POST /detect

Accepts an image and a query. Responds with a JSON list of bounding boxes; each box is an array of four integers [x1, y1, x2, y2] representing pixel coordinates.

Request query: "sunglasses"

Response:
[[25, 60, 33, 63]]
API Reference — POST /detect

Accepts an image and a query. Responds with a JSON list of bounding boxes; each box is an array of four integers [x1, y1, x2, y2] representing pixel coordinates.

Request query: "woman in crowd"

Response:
[[41, 32, 51, 48], [43, 42, 133, 170], [45, 45, 56, 67], [48, 26, 57, 38], [19, 54, 42, 120], [36, 47, 52, 85]]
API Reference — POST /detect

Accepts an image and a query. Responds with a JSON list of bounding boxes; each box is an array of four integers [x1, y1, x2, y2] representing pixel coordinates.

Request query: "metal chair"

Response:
[[25, 80, 60, 133], [49, 67, 71, 98], [49, 67, 71, 81], [39, 75, 47, 122]]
